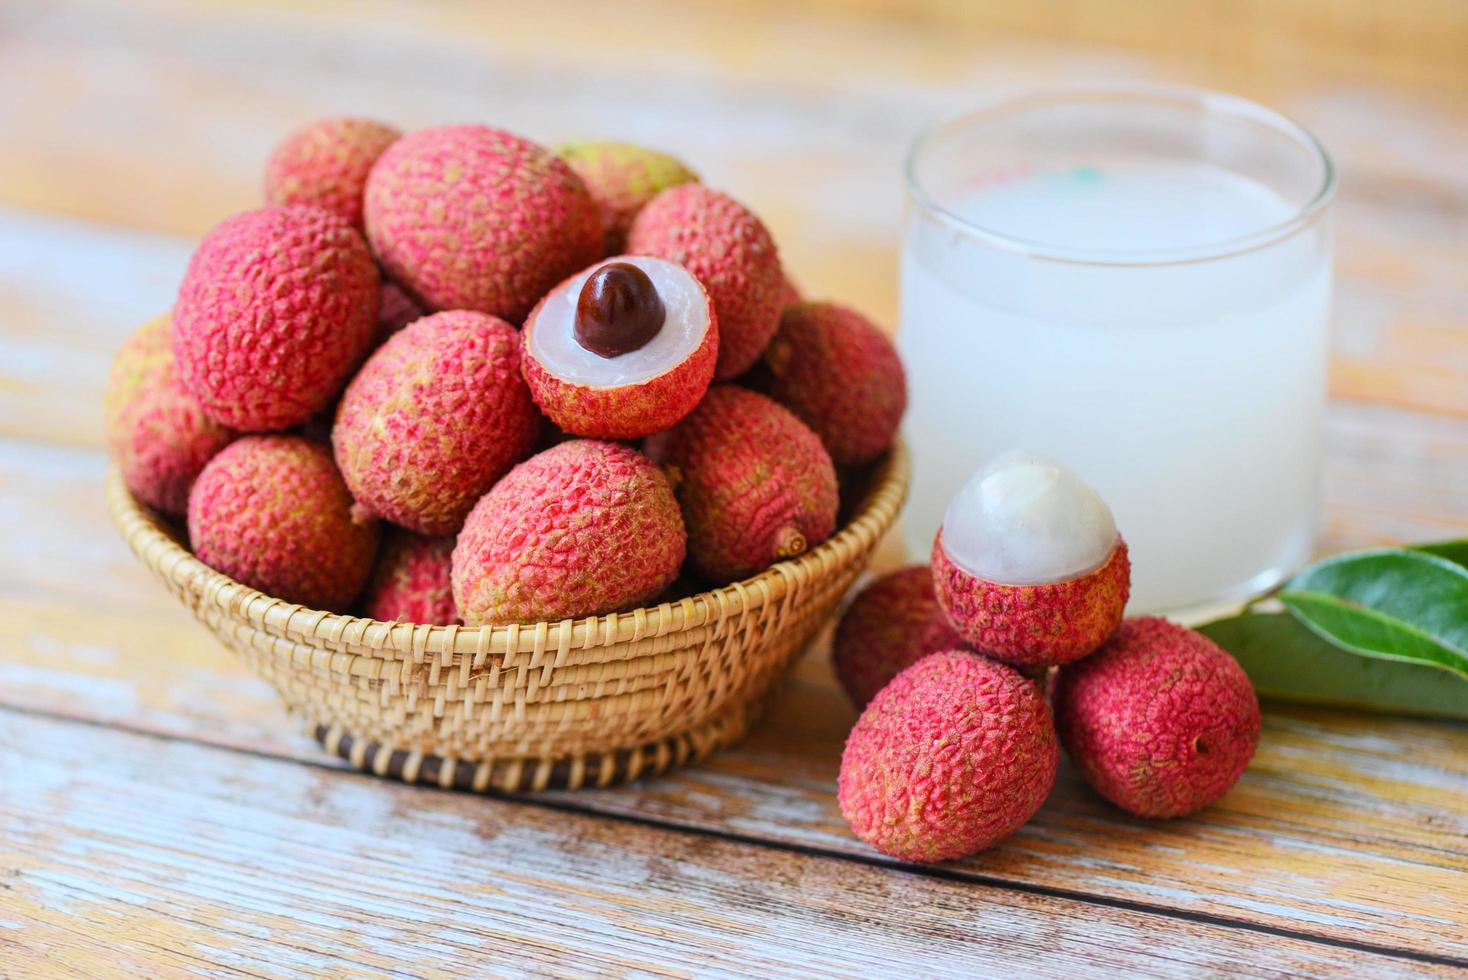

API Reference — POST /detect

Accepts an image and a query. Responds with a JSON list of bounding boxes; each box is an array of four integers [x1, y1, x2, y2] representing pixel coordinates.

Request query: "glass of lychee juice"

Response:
[[899, 87, 1337, 614]]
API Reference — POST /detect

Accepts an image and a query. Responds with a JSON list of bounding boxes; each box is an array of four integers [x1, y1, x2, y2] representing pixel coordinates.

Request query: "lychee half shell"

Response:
[[522, 256, 717, 439], [832, 565, 966, 709]]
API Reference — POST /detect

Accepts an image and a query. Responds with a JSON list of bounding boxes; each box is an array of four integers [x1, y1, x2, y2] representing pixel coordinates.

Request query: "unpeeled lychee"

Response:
[[556, 141, 698, 254], [646, 385, 838, 583], [452, 440, 685, 625], [173, 205, 380, 431], [627, 184, 783, 380], [188, 435, 379, 610], [362, 530, 457, 624], [364, 125, 602, 322], [932, 452, 1129, 667], [1052, 617, 1261, 818], [333, 311, 539, 536], [832, 565, 966, 708], [104, 314, 237, 515], [264, 117, 401, 228], [522, 256, 717, 439], [374, 280, 424, 346], [839, 650, 1058, 862], [753, 301, 906, 467]]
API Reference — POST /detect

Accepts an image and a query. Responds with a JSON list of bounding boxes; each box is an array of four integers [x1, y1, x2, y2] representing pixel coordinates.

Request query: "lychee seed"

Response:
[[575, 261, 666, 358]]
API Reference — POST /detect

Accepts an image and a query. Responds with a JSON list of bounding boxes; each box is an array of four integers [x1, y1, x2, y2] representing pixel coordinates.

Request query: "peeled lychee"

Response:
[[264, 117, 401, 228], [188, 435, 379, 610], [362, 530, 457, 625], [753, 301, 906, 467], [832, 565, 966, 708], [839, 650, 1058, 862], [333, 311, 539, 536], [556, 141, 698, 254], [627, 184, 782, 380], [364, 125, 602, 322], [1053, 617, 1261, 818], [452, 440, 685, 625], [173, 205, 380, 431], [646, 385, 838, 583], [932, 452, 1129, 667], [104, 314, 237, 516], [522, 256, 717, 439]]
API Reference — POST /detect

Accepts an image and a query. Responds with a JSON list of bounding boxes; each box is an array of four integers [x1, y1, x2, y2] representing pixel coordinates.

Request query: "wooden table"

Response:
[[2, 1, 1466, 974]]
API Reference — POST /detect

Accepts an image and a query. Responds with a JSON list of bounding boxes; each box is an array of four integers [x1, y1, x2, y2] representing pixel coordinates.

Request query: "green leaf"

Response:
[[1199, 612, 1468, 720], [1411, 539, 1468, 572], [1279, 549, 1468, 679]]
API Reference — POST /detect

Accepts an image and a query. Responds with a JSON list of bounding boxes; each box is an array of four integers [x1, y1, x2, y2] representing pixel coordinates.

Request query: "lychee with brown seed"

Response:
[[1052, 616, 1261, 818], [832, 565, 966, 709]]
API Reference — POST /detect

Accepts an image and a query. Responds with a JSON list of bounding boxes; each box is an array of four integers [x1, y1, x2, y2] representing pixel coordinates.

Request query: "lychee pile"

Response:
[[834, 451, 1261, 863], [105, 116, 906, 628]]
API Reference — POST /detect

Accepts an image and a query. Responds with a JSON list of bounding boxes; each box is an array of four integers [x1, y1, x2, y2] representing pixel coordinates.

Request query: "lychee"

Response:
[[556, 141, 698, 254], [104, 314, 237, 515], [264, 116, 401, 228], [452, 440, 685, 625], [932, 452, 1129, 667], [627, 184, 783, 380], [172, 205, 379, 431], [522, 256, 717, 439], [832, 565, 966, 708], [362, 530, 457, 625], [752, 301, 906, 467], [777, 271, 801, 309], [1052, 617, 1261, 818], [364, 125, 602, 322], [333, 311, 539, 536], [188, 435, 379, 610], [839, 650, 1058, 862], [647, 386, 837, 583], [374, 280, 424, 346]]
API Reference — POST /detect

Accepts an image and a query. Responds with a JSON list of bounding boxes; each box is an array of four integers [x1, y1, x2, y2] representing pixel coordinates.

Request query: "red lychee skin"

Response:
[[646, 386, 838, 584], [1052, 617, 1261, 819], [932, 533, 1130, 668], [556, 141, 698, 254], [172, 206, 380, 431], [753, 301, 906, 467], [333, 311, 539, 536], [627, 185, 783, 380], [187, 436, 379, 610], [362, 530, 458, 625], [839, 650, 1058, 863], [264, 117, 401, 229], [833, 565, 967, 709], [364, 125, 602, 322], [374, 280, 425, 346], [104, 314, 238, 516], [777, 272, 801, 309], [452, 440, 685, 625], [521, 264, 719, 440]]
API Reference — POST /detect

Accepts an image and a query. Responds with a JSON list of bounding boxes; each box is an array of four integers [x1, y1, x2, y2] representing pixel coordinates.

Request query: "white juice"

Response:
[[899, 161, 1332, 612]]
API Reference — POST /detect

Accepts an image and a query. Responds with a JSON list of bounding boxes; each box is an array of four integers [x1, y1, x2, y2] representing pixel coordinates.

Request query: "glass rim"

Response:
[[904, 84, 1338, 267]]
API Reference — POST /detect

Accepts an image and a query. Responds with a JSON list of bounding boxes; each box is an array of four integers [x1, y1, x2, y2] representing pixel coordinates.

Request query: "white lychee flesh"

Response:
[[941, 450, 1118, 586], [526, 255, 711, 387]]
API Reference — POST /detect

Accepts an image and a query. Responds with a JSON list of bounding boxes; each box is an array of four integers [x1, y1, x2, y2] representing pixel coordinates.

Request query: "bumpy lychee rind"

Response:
[[187, 436, 379, 610], [264, 117, 401, 228], [104, 314, 237, 516], [374, 280, 425, 346], [362, 530, 458, 625], [755, 301, 906, 467], [1052, 617, 1261, 818], [173, 206, 380, 431], [333, 311, 539, 536], [833, 565, 967, 708], [932, 533, 1130, 668], [838, 650, 1058, 863], [646, 386, 838, 584], [364, 125, 602, 322], [556, 141, 698, 254], [627, 185, 783, 380], [521, 267, 719, 440], [452, 440, 686, 625]]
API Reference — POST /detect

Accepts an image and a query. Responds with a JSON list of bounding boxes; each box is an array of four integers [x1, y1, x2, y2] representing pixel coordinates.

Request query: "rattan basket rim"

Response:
[[108, 442, 910, 659]]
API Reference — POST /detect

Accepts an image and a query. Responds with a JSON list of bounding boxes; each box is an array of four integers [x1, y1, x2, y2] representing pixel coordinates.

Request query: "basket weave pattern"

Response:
[[109, 446, 908, 791]]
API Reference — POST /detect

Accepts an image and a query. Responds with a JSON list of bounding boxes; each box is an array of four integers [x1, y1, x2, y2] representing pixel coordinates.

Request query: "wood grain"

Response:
[[1, 709, 1455, 978]]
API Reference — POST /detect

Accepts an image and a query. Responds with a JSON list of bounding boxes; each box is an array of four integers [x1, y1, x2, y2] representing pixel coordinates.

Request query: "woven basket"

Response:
[[108, 445, 908, 792]]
